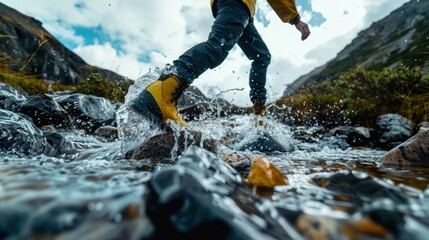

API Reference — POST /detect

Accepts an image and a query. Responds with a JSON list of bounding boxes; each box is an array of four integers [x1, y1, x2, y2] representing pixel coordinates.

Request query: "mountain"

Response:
[[0, 3, 126, 85], [283, 0, 429, 97]]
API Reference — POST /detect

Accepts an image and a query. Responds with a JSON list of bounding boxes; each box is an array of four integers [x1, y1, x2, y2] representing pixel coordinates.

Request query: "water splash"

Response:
[[116, 69, 166, 156]]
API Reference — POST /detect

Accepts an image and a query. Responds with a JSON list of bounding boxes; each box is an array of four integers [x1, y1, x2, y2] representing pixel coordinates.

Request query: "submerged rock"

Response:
[[125, 130, 218, 161], [376, 129, 429, 166], [94, 126, 118, 140], [146, 146, 302, 239]]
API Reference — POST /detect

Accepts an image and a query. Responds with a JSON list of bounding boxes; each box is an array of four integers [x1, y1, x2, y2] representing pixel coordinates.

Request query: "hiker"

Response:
[[131, 0, 310, 127]]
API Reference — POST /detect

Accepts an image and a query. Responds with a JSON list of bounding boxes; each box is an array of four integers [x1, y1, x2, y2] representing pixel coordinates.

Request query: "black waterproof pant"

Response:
[[173, 0, 271, 104]]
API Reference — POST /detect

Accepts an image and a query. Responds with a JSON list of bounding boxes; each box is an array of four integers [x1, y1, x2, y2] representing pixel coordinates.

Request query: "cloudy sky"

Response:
[[2, 0, 410, 106]]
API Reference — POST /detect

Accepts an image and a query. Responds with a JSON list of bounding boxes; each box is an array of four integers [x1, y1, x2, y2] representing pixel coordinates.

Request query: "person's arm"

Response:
[[267, 0, 310, 41]]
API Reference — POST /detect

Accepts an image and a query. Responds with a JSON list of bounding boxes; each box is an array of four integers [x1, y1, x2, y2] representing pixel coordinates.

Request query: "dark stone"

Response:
[[0, 203, 31, 238], [321, 172, 408, 204], [376, 113, 413, 149], [94, 126, 118, 140], [146, 146, 302, 239], [180, 104, 206, 122], [18, 94, 70, 128], [0, 109, 48, 155], [0, 83, 27, 111], [319, 137, 350, 150], [43, 131, 66, 157], [376, 129, 429, 166], [125, 130, 218, 160], [331, 126, 369, 147], [416, 122, 429, 133], [54, 93, 117, 133], [365, 199, 405, 235], [222, 154, 252, 171], [238, 132, 294, 153]]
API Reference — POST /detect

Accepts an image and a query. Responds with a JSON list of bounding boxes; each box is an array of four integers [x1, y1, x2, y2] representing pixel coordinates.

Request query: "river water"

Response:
[[1, 71, 429, 239]]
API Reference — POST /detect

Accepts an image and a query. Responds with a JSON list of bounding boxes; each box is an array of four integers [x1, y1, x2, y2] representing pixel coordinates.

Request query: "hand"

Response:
[[295, 20, 310, 41]]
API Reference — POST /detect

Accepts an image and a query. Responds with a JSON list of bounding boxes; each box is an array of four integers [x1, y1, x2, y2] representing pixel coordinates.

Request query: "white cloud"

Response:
[[1, 0, 410, 106]]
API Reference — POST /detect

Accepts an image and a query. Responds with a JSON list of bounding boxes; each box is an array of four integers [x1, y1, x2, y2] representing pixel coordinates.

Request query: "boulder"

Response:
[[0, 83, 27, 111], [54, 93, 116, 133], [18, 94, 69, 128], [0, 109, 49, 155], [238, 132, 294, 153], [331, 126, 370, 147], [376, 113, 413, 149], [125, 130, 218, 160], [376, 129, 429, 166], [146, 146, 302, 239], [417, 122, 429, 133]]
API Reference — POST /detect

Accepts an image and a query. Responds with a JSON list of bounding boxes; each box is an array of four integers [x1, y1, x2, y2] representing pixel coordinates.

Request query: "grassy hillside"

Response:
[[0, 54, 131, 103]]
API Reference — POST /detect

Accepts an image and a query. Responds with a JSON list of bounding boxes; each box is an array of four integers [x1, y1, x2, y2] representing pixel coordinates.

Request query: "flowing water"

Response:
[[1, 71, 429, 239]]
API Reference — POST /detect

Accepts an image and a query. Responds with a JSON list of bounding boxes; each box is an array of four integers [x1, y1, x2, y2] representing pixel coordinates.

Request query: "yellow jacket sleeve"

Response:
[[266, 0, 299, 23]]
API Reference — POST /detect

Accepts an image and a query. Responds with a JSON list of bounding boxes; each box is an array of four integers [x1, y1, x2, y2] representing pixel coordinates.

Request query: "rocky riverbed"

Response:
[[1, 75, 429, 239]]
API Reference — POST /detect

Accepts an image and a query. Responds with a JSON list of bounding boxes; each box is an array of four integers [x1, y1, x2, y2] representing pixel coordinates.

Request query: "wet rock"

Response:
[[125, 130, 218, 160], [417, 122, 429, 133], [0, 109, 48, 155], [0, 83, 27, 111], [295, 142, 322, 152], [295, 215, 343, 240], [238, 132, 294, 153], [0, 203, 32, 238], [94, 126, 118, 140], [364, 198, 405, 235], [146, 146, 302, 239], [222, 153, 252, 171], [180, 103, 206, 122], [319, 137, 350, 150], [43, 131, 66, 157], [18, 94, 70, 129], [347, 218, 388, 238], [54, 93, 117, 133], [376, 129, 429, 166], [247, 157, 288, 188], [376, 113, 413, 149], [320, 172, 408, 204], [330, 126, 371, 147], [41, 125, 57, 132], [292, 126, 320, 143]]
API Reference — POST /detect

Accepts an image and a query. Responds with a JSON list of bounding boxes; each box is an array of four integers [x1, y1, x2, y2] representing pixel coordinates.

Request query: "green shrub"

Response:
[[75, 73, 132, 103], [278, 65, 428, 127]]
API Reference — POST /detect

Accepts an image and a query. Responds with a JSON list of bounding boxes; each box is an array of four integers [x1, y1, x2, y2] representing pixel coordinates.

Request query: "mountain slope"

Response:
[[284, 0, 429, 97], [0, 2, 126, 85]]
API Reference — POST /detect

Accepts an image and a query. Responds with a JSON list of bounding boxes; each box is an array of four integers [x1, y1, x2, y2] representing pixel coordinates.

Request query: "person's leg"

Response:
[[173, 0, 250, 83], [237, 21, 271, 109], [131, 0, 251, 126]]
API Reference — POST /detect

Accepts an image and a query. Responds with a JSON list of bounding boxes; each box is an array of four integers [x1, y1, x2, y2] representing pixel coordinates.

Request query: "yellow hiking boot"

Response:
[[131, 73, 189, 127]]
